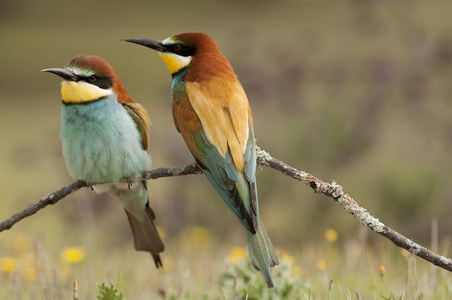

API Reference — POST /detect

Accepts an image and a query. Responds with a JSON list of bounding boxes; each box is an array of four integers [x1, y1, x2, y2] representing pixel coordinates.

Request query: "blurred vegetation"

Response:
[[97, 283, 124, 300], [1, 0, 452, 298]]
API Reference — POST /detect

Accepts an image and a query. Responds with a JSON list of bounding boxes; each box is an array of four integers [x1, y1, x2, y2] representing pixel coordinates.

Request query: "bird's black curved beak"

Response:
[[41, 68, 79, 81], [122, 39, 166, 52]]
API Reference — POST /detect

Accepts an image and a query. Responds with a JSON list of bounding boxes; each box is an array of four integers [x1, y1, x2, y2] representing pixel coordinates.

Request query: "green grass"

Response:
[[1, 228, 450, 299]]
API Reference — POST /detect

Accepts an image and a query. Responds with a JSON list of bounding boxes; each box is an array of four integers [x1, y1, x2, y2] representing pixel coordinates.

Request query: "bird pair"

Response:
[[42, 32, 279, 288]]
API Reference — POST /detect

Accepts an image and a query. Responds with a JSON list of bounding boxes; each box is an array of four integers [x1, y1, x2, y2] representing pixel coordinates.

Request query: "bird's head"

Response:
[[124, 33, 235, 82], [42, 55, 132, 104]]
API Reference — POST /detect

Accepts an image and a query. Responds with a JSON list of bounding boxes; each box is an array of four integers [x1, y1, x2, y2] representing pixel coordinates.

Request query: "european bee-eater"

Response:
[[124, 33, 279, 287], [42, 55, 165, 267]]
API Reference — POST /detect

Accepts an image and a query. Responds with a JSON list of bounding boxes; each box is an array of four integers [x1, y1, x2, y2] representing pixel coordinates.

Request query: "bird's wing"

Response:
[[122, 103, 152, 150], [177, 80, 258, 232], [185, 81, 250, 172]]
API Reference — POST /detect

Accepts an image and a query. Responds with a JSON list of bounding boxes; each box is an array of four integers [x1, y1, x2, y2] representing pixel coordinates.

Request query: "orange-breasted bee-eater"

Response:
[[124, 33, 279, 287], [42, 55, 165, 267]]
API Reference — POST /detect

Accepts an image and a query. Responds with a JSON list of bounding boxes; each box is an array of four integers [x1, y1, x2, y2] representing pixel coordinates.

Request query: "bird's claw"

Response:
[[86, 183, 94, 191], [127, 178, 133, 190]]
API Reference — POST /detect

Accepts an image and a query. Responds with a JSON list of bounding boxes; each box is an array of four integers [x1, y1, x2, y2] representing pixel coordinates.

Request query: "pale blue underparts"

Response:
[[60, 96, 150, 183], [60, 96, 150, 220]]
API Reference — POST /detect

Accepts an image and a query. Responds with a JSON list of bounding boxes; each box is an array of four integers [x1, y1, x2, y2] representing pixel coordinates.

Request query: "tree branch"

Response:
[[255, 146, 452, 272], [1, 148, 451, 273], [0, 164, 202, 232]]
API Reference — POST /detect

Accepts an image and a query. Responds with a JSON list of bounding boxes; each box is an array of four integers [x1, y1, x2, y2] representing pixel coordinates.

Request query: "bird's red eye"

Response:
[[173, 44, 182, 52], [88, 75, 97, 82]]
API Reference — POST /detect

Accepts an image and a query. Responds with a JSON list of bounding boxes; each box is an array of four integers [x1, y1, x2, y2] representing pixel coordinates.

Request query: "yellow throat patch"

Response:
[[61, 81, 112, 103], [159, 52, 192, 75]]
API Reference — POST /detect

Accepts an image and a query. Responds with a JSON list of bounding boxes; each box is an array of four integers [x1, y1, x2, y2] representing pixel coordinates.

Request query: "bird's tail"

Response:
[[241, 217, 279, 288], [110, 182, 165, 268], [125, 205, 165, 268]]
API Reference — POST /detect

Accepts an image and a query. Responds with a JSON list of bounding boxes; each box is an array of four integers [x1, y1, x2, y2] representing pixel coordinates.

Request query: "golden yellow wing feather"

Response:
[[185, 80, 250, 172]]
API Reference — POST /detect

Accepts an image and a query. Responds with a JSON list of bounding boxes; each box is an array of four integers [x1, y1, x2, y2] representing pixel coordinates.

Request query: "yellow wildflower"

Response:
[[61, 247, 85, 264], [180, 226, 213, 253], [325, 229, 338, 242], [282, 253, 295, 264], [0, 257, 17, 273], [316, 260, 327, 271], [20, 252, 36, 281], [23, 267, 37, 282], [379, 265, 386, 277], [229, 247, 247, 263]]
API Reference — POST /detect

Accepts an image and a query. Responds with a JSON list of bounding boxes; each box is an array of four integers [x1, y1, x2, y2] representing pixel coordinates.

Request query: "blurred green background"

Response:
[[1, 0, 452, 298]]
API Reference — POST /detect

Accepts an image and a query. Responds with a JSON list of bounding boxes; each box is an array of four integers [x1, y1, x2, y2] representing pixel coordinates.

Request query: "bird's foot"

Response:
[[126, 177, 133, 190], [86, 182, 94, 191]]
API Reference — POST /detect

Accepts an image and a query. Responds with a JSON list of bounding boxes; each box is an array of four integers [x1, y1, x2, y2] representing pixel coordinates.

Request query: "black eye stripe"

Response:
[[167, 43, 196, 57], [81, 76, 113, 89]]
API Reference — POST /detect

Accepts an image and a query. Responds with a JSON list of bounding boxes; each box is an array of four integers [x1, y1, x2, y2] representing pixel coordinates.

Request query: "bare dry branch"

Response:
[[255, 146, 452, 273], [0, 180, 87, 232], [1, 147, 451, 274], [0, 164, 201, 232]]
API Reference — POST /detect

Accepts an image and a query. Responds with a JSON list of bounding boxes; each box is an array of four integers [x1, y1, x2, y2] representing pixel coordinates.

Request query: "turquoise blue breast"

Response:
[[60, 96, 150, 184]]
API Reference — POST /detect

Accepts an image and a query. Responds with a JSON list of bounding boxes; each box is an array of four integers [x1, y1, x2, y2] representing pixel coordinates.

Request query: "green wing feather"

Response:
[[243, 125, 258, 215], [190, 125, 258, 233], [191, 124, 279, 288]]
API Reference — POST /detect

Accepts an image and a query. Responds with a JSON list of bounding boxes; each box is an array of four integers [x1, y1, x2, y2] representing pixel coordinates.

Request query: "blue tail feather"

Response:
[[242, 220, 279, 288]]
